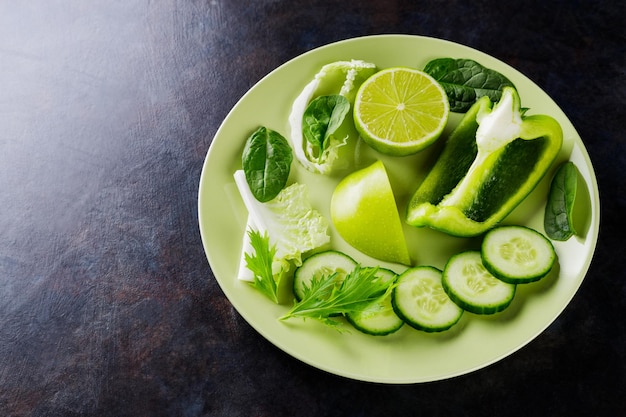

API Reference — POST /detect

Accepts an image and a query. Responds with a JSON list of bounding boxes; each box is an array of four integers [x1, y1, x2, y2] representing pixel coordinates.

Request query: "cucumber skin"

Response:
[[481, 226, 557, 284], [346, 268, 404, 336], [442, 281, 515, 315], [391, 266, 463, 333], [442, 251, 516, 315], [484, 269, 545, 285], [346, 306, 404, 336], [394, 313, 461, 333], [345, 316, 403, 337]]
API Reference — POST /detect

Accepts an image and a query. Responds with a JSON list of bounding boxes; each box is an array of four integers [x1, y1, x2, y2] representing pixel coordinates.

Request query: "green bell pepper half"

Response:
[[406, 87, 563, 237]]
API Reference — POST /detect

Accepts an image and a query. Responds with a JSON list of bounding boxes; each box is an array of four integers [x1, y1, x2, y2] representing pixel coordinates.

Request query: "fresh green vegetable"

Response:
[[281, 266, 392, 330], [244, 229, 281, 302], [544, 161, 580, 241], [302, 95, 350, 162], [242, 126, 293, 202], [442, 251, 516, 315], [482, 225, 556, 284], [288, 60, 377, 174], [234, 170, 330, 280], [293, 250, 357, 301], [232, 58, 574, 339], [392, 266, 463, 332], [346, 268, 404, 336], [292, 252, 403, 335], [424, 58, 516, 112], [406, 86, 563, 237]]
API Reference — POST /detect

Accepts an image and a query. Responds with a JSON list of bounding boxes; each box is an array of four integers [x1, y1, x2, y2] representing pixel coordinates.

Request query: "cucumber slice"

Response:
[[346, 268, 404, 336], [293, 250, 357, 301], [481, 225, 556, 284], [392, 266, 463, 333], [442, 251, 516, 314]]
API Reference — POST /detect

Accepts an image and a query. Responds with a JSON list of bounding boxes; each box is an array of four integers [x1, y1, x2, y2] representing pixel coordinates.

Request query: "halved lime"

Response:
[[353, 67, 449, 156]]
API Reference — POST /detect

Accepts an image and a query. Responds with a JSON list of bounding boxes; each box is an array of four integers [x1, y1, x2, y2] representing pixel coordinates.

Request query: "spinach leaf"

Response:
[[424, 58, 516, 112], [242, 126, 293, 203], [544, 161, 579, 241], [302, 95, 350, 160]]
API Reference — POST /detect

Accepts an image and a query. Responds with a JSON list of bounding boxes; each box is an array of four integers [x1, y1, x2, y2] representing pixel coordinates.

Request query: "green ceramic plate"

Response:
[[198, 35, 600, 383]]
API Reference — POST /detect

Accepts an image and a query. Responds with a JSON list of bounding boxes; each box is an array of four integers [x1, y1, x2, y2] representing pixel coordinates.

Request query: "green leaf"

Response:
[[245, 229, 280, 303], [544, 161, 579, 241], [424, 58, 516, 112], [302, 95, 350, 161], [287, 60, 377, 175], [234, 172, 331, 270], [242, 126, 293, 203], [280, 266, 393, 330]]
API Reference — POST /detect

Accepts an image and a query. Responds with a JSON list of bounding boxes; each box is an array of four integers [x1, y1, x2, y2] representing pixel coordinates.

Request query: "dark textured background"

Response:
[[1, 1, 624, 416]]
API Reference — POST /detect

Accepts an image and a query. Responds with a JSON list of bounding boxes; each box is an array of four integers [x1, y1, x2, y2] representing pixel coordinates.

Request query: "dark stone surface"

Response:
[[0, 1, 624, 416]]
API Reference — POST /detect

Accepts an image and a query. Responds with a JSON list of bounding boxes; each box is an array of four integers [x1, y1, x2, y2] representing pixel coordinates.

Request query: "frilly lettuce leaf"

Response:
[[234, 170, 330, 280]]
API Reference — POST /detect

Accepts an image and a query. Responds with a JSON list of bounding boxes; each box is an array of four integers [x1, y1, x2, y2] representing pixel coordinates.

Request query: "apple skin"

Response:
[[330, 160, 411, 265]]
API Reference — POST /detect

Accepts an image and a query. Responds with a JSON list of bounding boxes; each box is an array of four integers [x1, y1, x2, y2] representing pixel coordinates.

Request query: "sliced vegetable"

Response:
[[293, 250, 357, 301], [242, 126, 293, 202], [442, 251, 516, 315], [392, 266, 463, 332], [346, 268, 404, 336], [234, 170, 330, 280], [281, 266, 392, 330], [482, 225, 556, 284], [544, 161, 580, 241], [424, 58, 516, 112], [288, 60, 377, 174], [406, 86, 563, 237]]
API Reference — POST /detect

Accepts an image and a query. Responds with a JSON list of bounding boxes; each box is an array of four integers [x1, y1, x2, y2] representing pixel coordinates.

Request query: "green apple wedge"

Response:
[[330, 160, 411, 265]]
